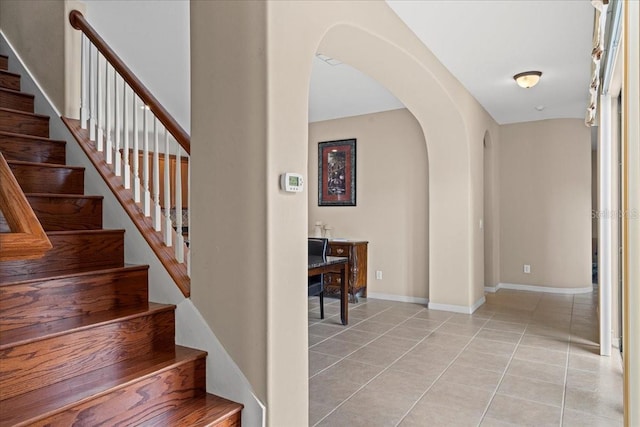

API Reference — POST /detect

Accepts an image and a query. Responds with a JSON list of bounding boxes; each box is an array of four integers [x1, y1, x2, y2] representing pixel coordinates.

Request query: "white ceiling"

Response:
[[309, 0, 595, 125]]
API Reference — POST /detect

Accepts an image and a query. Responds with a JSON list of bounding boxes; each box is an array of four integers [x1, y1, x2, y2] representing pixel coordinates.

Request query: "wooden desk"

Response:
[[308, 256, 349, 325], [326, 240, 368, 302]]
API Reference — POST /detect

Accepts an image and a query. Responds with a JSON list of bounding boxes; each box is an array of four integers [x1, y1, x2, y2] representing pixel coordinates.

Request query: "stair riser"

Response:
[[0, 195, 103, 232], [9, 163, 84, 194], [0, 71, 20, 91], [0, 309, 176, 400], [0, 109, 48, 137], [214, 415, 242, 427], [0, 268, 148, 333], [0, 134, 66, 164], [0, 56, 7, 70], [0, 231, 125, 280], [139, 397, 243, 427], [23, 357, 205, 427], [0, 90, 34, 112]]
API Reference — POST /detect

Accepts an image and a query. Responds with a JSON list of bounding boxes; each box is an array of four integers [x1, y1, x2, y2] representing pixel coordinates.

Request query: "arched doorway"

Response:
[[483, 130, 498, 289], [307, 58, 429, 303]]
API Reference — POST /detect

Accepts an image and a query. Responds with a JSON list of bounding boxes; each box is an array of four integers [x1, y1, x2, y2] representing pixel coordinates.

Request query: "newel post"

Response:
[[64, 1, 86, 119]]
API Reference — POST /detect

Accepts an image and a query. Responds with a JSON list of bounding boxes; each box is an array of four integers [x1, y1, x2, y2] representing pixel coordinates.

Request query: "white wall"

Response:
[[82, 0, 190, 133], [308, 109, 429, 301]]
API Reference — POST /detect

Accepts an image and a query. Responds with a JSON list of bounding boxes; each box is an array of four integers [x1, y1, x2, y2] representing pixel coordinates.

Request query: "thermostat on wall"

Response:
[[280, 173, 304, 192]]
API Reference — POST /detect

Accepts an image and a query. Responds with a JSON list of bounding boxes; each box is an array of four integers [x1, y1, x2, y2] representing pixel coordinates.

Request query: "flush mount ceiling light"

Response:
[[513, 71, 542, 88]]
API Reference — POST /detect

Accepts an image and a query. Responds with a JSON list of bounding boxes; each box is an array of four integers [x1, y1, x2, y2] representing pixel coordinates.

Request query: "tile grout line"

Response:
[[309, 300, 445, 379], [307, 299, 379, 351], [559, 294, 575, 426], [313, 307, 455, 427], [310, 293, 602, 426], [475, 295, 540, 426], [393, 315, 492, 427], [308, 304, 398, 380]]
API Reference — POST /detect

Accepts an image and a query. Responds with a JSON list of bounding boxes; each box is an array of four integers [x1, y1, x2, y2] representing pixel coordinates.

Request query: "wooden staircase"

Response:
[[0, 54, 243, 426]]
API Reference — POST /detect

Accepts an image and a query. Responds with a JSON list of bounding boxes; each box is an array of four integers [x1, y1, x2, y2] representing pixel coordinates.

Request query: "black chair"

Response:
[[308, 238, 328, 319]]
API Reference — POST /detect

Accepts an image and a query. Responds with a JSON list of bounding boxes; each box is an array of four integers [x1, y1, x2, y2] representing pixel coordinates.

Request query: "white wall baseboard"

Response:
[[428, 296, 486, 314], [366, 292, 429, 305], [486, 282, 593, 295], [471, 295, 486, 312], [612, 336, 620, 349]]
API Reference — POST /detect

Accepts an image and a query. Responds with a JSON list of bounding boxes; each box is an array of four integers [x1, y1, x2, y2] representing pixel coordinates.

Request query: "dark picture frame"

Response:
[[318, 139, 356, 206]]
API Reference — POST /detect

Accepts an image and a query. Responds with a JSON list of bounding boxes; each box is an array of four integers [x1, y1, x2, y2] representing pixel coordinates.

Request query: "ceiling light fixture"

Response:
[[513, 71, 542, 88]]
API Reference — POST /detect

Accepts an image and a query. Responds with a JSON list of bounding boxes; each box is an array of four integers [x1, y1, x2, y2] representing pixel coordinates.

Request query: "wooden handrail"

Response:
[[68, 10, 190, 155], [0, 153, 52, 261]]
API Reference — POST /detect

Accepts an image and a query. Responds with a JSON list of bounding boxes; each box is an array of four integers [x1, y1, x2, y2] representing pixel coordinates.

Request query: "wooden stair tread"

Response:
[[0, 346, 207, 427], [0, 107, 48, 137], [139, 393, 244, 427], [0, 131, 66, 164], [7, 159, 85, 195], [0, 69, 20, 78], [0, 263, 143, 287], [4, 193, 104, 232], [6, 159, 84, 170], [45, 229, 121, 235], [24, 192, 102, 199], [0, 87, 34, 112], [0, 70, 20, 91], [0, 106, 47, 119], [0, 301, 172, 349], [0, 264, 148, 332], [0, 130, 65, 144], [0, 87, 33, 97], [44, 229, 123, 236]]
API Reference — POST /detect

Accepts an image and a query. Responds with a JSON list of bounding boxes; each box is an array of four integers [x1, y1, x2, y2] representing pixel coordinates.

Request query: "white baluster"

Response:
[[105, 62, 112, 164], [114, 73, 121, 177], [164, 131, 172, 247], [96, 52, 103, 151], [142, 106, 151, 216], [88, 44, 95, 141], [132, 95, 141, 203], [122, 85, 131, 189], [80, 35, 88, 129], [153, 118, 161, 231], [187, 154, 191, 276], [175, 143, 184, 262]]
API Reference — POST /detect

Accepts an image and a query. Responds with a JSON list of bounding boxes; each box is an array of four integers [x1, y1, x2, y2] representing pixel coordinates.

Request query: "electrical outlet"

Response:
[[524, 264, 531, 274], [376, 270, 383, 280]]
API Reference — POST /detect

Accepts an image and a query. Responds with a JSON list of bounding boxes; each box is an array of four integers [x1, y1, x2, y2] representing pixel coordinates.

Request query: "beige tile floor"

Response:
[[308, 289, 624, 426]]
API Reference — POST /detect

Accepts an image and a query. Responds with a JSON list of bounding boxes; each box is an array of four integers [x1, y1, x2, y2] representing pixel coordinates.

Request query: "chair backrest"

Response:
[[308, 238, 328, 261]]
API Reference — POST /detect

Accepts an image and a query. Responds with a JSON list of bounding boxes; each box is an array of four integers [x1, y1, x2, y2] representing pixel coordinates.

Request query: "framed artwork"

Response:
[[318, 138, 356, 206]]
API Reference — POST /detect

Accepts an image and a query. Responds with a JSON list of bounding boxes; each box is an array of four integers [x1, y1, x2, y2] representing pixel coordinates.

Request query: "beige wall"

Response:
[[499, 119, 591, 288], [191, 0, 269, 411], [192, 1, 497, 425], [484, 131, 501, 288], [0, 0, 66, 112], [0, 0, 82, 117], [308, 109, 429, 300], [0, 0, 84, 118]]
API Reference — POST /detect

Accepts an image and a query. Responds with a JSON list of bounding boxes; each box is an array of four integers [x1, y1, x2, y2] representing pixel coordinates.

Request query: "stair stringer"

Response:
[[0, 33, 265, 427]]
